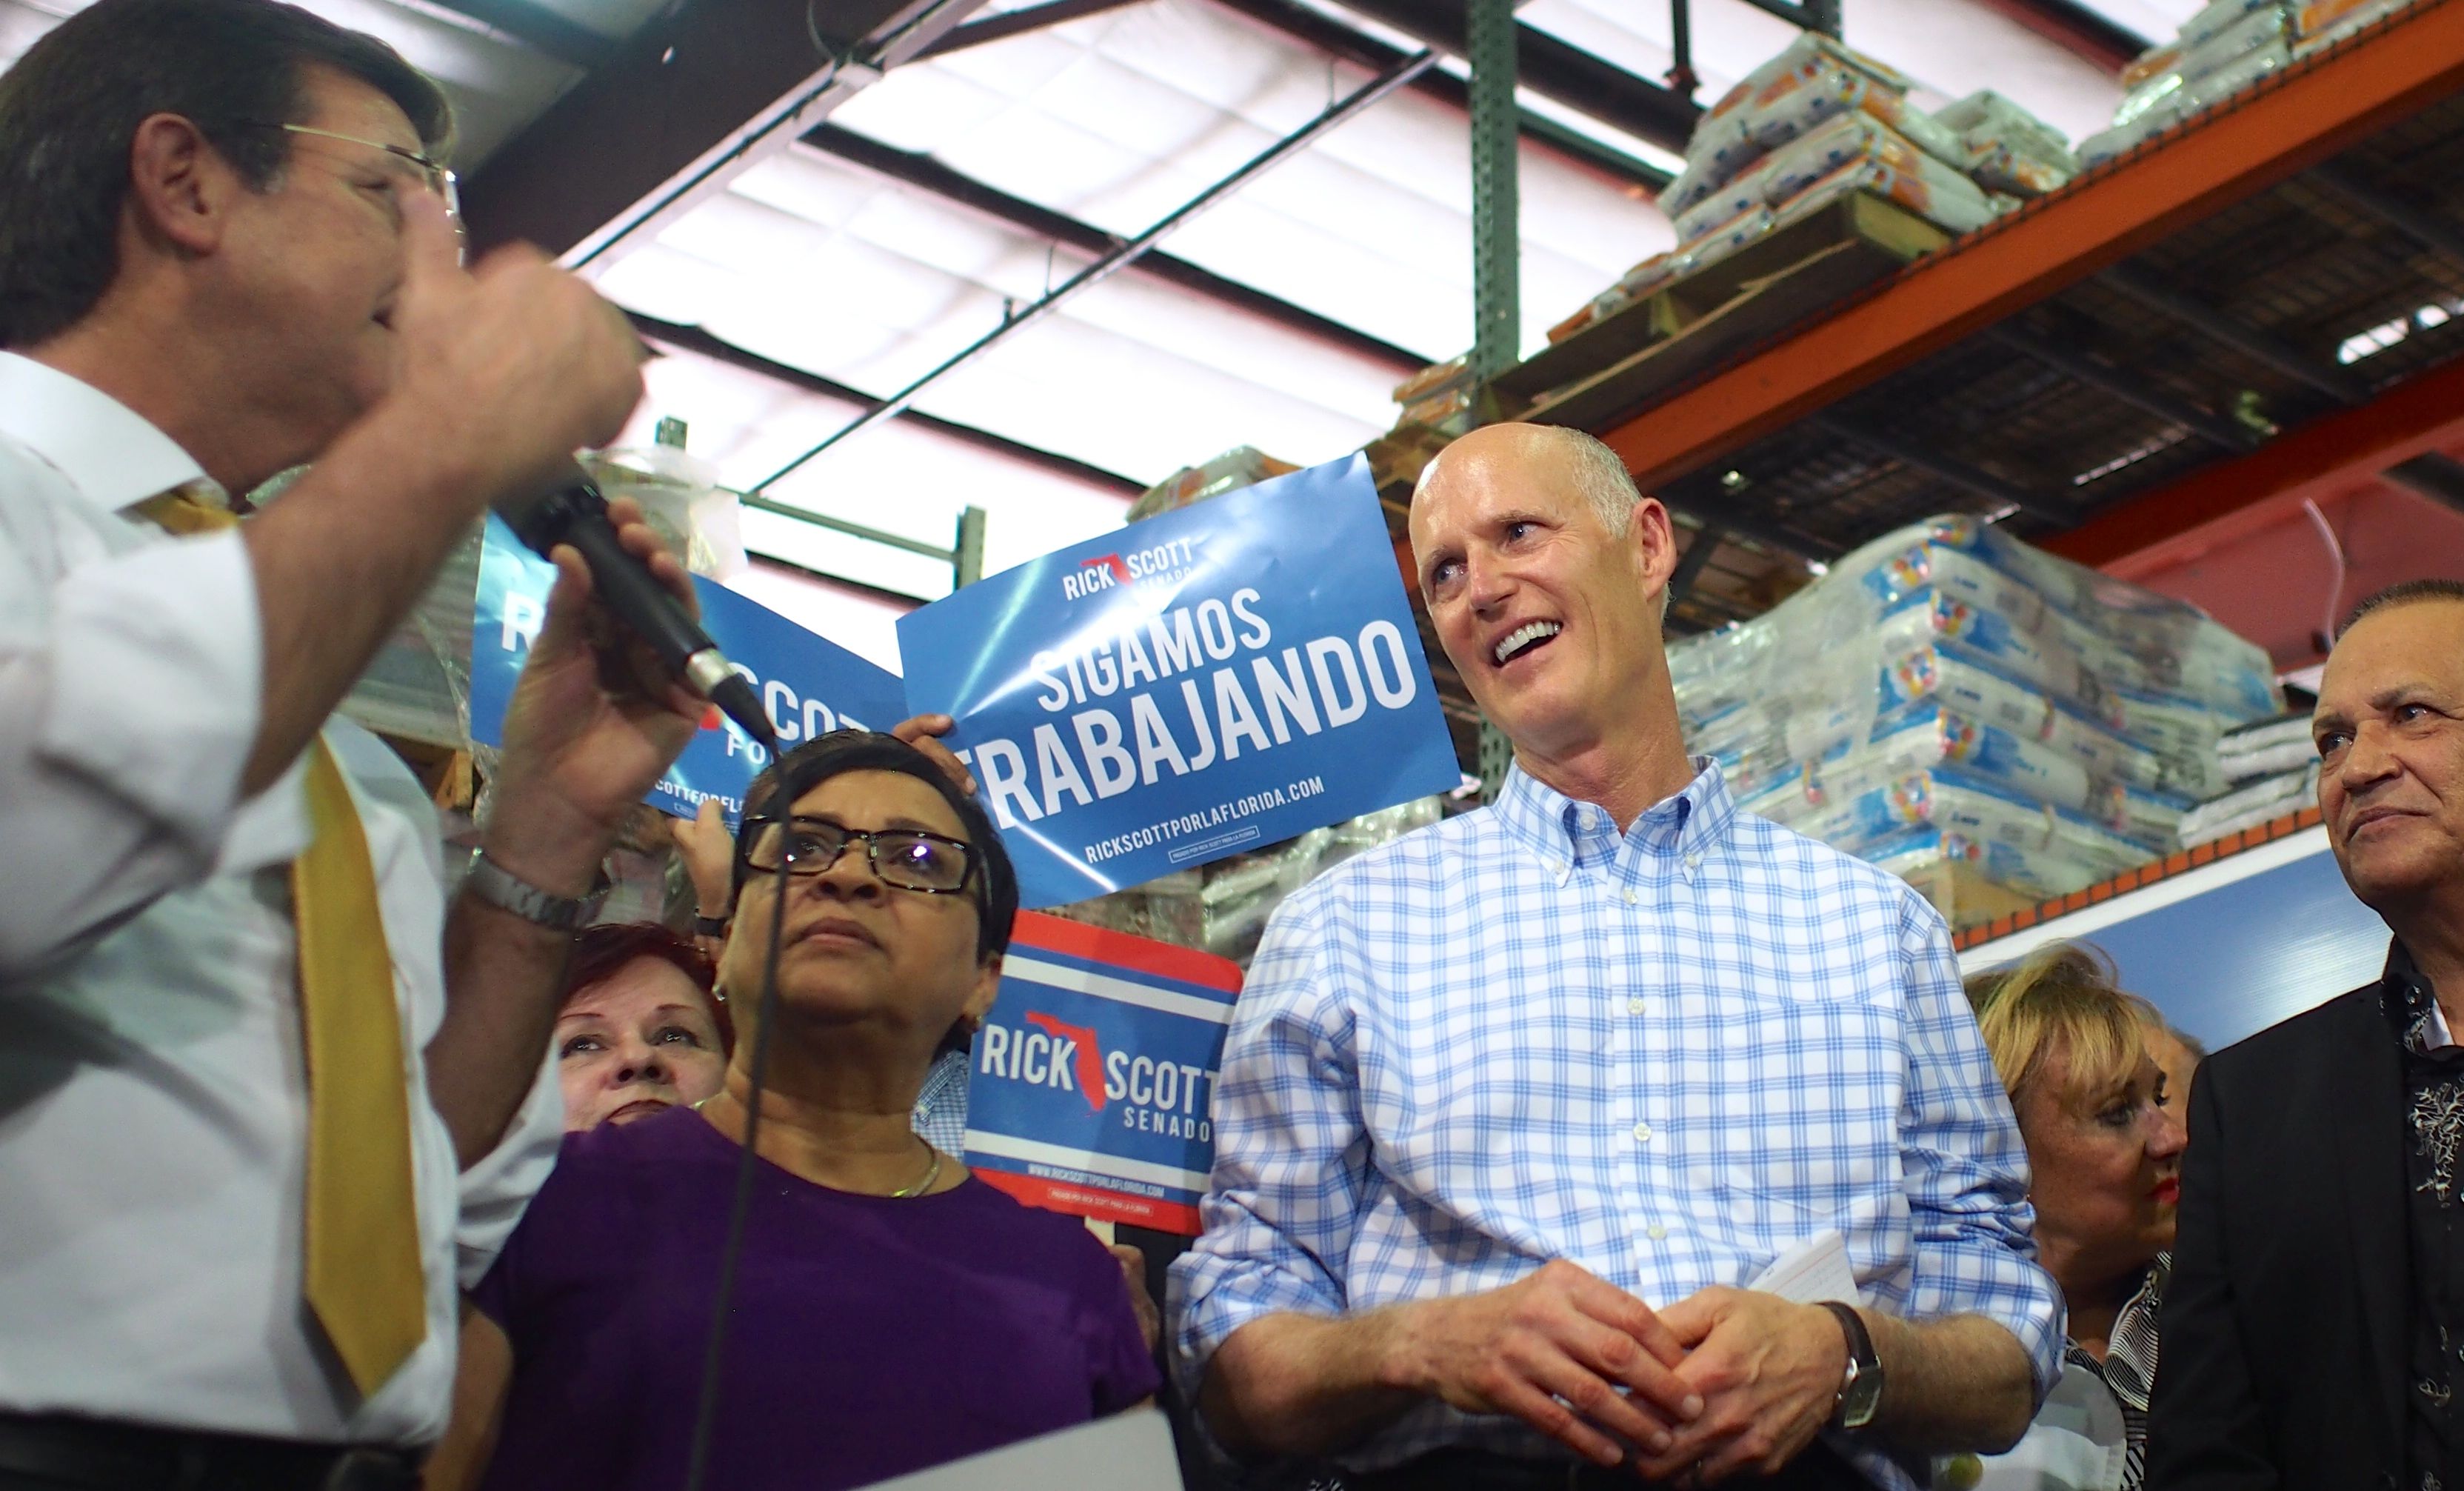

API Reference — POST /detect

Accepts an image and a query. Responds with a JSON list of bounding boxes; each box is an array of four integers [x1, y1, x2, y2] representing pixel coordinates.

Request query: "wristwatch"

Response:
[[692, 913, 732, 939], [1817, 1301, 1883, 1430], [463, 853, 606, 933]]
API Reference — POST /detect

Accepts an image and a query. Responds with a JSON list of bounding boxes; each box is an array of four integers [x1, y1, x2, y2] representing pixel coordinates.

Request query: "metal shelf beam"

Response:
[[1586, 2, 2464, 494]]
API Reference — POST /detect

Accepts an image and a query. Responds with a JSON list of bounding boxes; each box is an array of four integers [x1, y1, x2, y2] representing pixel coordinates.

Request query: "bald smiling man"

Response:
[[1168, 425, 2059, 1490]]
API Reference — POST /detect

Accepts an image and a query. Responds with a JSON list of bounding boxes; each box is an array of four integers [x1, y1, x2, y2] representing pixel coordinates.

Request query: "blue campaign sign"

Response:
[[895, 454, 1461, 908], [468, 516, 909, 823], [964, 913, 1243, 1235]]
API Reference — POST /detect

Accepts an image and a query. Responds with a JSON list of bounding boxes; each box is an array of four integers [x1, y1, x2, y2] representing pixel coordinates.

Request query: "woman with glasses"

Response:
[[427, 732, 1159, 1491]]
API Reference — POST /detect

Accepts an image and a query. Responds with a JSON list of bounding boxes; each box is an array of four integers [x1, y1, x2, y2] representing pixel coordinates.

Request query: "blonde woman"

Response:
[[1946, 943, 2187, 1491]]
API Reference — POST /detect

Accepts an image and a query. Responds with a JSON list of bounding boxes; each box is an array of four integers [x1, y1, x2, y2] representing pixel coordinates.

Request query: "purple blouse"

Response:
[[470, 1107, 1158, 1491]]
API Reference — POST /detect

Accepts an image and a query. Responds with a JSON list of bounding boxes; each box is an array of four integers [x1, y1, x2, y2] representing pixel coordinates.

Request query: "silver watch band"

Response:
[[463, 853, 602, 932]]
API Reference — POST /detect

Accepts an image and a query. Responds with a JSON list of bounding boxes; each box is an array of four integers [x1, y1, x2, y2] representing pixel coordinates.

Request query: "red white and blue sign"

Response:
[[469, 515, 909, 824], [964, 913, 1244, 1235]]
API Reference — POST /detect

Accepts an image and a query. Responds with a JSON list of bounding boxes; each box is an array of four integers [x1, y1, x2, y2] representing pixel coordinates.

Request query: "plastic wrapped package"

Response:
[[343, 522, 479, 748], [1772, 155, 2007, 237], [2178, 0, 2288, 51], [2297, 0, 2415, 50], [2187, 38, 2292, 105], [1127, 446, 1301, 521], [2181, 4, 2290, 76], [1966, 144, 2071, 198], [1671, 158, 1784, 244], [1746, 766, 2159, 898], [1657, 110, 1767, 219], [2177, 763, 2317, 847], [1935, 90, 2079, 170], [1392, 356, 1472, 407], [2122, 43, 2184, 88], [1678, 206, 1778, 273], [1671, 515, 2277, 906], [1760, 113, 1933, 201], [1720, 696, 2186, 849], [1740, 61, 1968, 167], [585, 433, 747, 582], [1045, 797, 1444, 964]]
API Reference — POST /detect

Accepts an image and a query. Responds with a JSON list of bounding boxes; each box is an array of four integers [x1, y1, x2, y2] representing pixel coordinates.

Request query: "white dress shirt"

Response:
[[0, 353, 563, 1447]]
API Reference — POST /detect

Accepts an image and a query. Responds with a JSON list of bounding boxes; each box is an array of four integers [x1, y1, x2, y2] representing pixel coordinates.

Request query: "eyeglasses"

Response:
[[739, 816, 980, 897], [239, 121, 459, 221]]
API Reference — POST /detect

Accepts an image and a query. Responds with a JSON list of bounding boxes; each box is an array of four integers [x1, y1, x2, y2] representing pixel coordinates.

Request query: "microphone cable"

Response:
[[681, 738, 795, 1491]]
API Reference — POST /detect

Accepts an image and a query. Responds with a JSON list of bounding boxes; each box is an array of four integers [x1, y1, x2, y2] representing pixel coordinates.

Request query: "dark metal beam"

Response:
[[1736, 0, 1840, 38], [1971, 0, 2151, 71], [2383, 450, 2464, 516], [629, 313, 1146, 498], [1667, 522, 1726, 594], [918, 0, 1149, 57], [757, 45, 1439, 488], [1988, 323, 2261, 451], [2309, 160, 2464, 267], [1206, 0, 1669, 188], [1305, 0, 1700, 154], [461, 0, 981, 260], [428, 0, 617, 70], [1812, 412, 2077, 523], [2100, 262, 2371, 404], [803, 124, 1426, 370]]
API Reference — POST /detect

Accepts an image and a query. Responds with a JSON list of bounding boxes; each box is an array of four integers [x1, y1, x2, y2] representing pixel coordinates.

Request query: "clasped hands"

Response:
[[1391, 1261, 1854, 1483]]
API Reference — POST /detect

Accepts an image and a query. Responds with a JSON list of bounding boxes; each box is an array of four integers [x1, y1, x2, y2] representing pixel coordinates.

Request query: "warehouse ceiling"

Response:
[[0, 0, 2207, 668]]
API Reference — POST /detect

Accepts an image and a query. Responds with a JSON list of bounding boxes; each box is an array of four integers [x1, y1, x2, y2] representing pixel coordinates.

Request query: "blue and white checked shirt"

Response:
[[1168, 759, 2060, 1485], [912, 1047, 970, 1156]]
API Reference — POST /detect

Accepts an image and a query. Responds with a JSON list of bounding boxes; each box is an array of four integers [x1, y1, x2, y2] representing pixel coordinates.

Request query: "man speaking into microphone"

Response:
[[0, 1, 701, 1486]]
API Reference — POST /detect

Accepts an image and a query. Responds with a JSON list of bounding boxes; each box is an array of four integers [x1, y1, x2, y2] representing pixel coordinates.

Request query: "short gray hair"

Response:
[[1415, 424, 1643, 535], [2342, 577, 2464, 636]]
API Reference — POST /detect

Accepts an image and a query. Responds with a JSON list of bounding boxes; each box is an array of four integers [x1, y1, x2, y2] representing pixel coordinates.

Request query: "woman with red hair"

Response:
[[552, 922, 730, 1132]]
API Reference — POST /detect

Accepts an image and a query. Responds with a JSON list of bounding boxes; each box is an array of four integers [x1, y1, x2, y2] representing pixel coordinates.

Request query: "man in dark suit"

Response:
[[2149, 578, 2464, 1491]]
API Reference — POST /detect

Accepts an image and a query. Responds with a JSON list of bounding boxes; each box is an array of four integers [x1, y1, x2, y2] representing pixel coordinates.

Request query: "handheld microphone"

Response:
[[495, 467, 777, 749]]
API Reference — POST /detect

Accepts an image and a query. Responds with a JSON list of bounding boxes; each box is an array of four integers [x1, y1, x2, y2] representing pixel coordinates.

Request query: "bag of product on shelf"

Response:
[[2297, 0, 2417, 51], [1669, 157, 1784, 244], [1935, 90, 2079, 167], [2121, 41, 2184, 88], [2179, 0, 2289, 51], [1934, 91, 2080, 197], [1771, 155, 2008, 237], [1657, 108, 1769, 219], [2181, 3, 2291, 76], [1759, 113, 1932, 201], [1746, 765, 2159, 897], [1741, 59, 1968, 167], [1391, 355, 1471, 407], [1126, 445, 1301, 521], [2187, 36, 2293, 105], [1675, 205, 1779, 272]]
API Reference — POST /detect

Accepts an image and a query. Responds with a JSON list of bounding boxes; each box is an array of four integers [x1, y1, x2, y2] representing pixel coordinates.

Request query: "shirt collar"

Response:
[[0, 353, 213, 516], [2382, 941, 2459, 1055], [1493, 755, 1736, 874]]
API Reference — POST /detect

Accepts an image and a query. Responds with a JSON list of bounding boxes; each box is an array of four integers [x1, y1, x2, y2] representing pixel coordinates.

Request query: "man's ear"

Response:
[[125, 112, 241, 258], [1628, 495, 1679, 612]]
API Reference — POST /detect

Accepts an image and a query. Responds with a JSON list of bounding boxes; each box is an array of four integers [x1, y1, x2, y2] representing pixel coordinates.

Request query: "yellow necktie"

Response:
[[135, 487, 428, 1397]]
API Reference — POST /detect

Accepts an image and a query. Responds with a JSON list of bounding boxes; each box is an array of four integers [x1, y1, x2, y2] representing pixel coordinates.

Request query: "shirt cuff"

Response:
[[454, 1038, 564, 1290], [39, 530, 261, 858]]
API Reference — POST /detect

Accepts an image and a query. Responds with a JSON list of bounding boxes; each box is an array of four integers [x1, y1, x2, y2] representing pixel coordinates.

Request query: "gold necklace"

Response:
[[890, 1144, 943, 1199], [695, 1097, 943, 1198]]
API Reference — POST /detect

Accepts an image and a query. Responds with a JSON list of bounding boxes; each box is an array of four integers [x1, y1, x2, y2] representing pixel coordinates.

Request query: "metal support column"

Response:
[[1666, 0, 1699, 98], [1467, 0, 1520, 380], [954, 507, 988, 587]]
